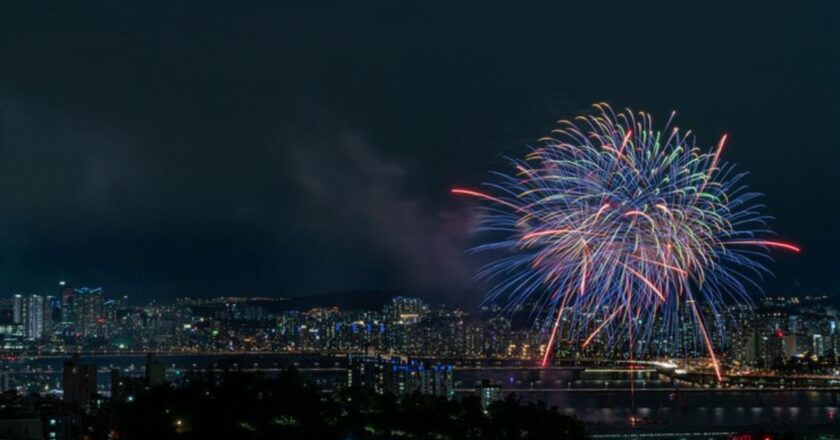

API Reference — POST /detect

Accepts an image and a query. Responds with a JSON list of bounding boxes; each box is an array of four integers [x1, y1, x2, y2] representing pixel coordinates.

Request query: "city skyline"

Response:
[[3, 288, 839, 365], [4, 2, 840, 438], [2, 282, 839, 437]]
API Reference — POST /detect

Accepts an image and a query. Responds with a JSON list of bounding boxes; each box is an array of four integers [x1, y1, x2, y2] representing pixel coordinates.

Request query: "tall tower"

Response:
[[24, 295, 45, 340], [74, 287, 104, 338], [63, 354, 97, 404], [60, 281, 76, 336], [12, 294, 23, 325]]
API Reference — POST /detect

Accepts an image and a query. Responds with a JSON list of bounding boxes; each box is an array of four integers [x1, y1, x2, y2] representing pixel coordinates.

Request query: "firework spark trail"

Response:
[[453, 104, 799, 380]]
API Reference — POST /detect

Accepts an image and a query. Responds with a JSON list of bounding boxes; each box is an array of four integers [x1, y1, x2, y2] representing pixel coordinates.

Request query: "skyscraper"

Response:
[[347, 355, 453, 399], [45, 295, 60, 336], [145, 353, 166, 388], [60, 281, 75, 336], [10, 294, 50, 341], [814, 334, 825, 356], [12, 294, 23, 326], [73, 288, 104, 338], [24, 294, 45, 340], [63, 354, 97, 404], [477, 380, 502, 413]]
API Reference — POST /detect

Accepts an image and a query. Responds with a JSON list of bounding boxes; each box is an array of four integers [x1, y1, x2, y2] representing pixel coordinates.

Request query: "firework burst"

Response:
[[453, 104, 798, 380]]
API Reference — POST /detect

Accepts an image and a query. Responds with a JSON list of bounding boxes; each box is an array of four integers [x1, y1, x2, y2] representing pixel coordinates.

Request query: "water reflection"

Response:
[[9, 354, 840, 432]]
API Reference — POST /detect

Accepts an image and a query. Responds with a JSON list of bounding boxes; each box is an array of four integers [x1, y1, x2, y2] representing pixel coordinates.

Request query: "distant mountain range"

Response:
[[275, 288, 482, 312]]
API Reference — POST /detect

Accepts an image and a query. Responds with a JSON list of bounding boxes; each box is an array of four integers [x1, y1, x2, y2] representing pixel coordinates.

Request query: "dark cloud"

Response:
[[0, 1, 837, 300], [0, 94, 151, 221], [0, 89, 477, 297], [289, 128, 474, 290]]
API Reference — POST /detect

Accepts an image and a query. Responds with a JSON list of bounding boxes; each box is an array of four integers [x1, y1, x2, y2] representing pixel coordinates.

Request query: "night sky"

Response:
[[1, 2, 838, 300]]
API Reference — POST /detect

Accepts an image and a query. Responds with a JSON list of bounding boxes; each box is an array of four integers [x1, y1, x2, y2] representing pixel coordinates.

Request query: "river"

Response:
[[6, 353, 839, 436]]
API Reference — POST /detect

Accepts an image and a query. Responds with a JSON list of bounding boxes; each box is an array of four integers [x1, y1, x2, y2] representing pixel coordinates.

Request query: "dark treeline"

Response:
[[87, 368, 587, 439]]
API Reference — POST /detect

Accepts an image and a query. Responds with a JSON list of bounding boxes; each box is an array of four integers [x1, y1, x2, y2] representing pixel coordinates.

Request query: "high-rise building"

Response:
[[0, 306, 14, 328], [814, 334, 825, 356], [45, 295, 60, 336], [0, 361, 10, 393], [73, 288, 104, 338], [24, 295, 45, 340], [0, 304, 23, 350], [59, 282, 75, 336], [782, 334, 799, 359], [62, 355, 97, 404], [347, 355, 453, 399], [12, 294, 23, 326], [477, 380, 503, 413], [384, 297, 428, 325], [767, 329, 786, 368], [145, 353, 166, 387], [9, 294, 51, 341]]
